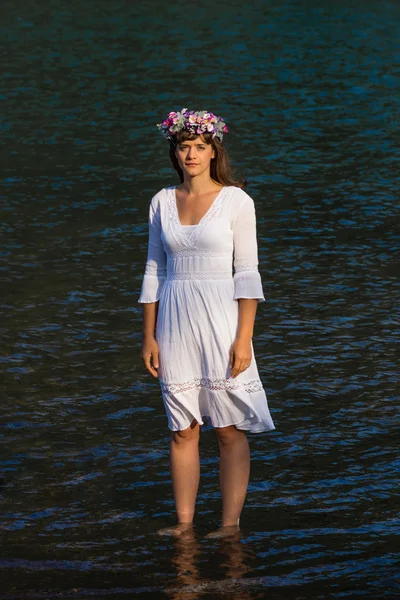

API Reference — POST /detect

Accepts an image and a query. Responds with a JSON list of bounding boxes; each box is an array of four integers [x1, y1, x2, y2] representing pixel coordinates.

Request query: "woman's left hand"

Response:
[[229, 337, 252, 378]]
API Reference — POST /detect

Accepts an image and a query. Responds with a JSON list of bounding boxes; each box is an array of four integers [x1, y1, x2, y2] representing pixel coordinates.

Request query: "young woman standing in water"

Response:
[[138, 108, 275, 537]]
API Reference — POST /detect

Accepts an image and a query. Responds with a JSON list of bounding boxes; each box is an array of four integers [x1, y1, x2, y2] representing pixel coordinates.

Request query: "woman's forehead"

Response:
[[178, 135, 207, 145]]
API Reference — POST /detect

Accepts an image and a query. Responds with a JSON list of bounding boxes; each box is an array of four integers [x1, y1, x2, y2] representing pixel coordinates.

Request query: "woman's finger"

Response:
[[231, 356, 243, 378], [143, 354, 157, 378], [148, 364, 158, 377], [152, 351, 159, 370], [232, 357, 252, 377], [151, 351, 160, 377], [239, 359, 248, 375]]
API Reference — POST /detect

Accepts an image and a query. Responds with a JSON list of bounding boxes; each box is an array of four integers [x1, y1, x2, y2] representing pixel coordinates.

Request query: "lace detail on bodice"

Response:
[[166, 186, 231, 250], [167, 271, 232, 281], [160, 377, 263, 395], [167, 247, 229, 258]]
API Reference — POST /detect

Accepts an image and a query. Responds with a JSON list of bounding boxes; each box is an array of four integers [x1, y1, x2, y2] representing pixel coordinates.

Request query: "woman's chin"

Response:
[[183, 168, 202, 177]]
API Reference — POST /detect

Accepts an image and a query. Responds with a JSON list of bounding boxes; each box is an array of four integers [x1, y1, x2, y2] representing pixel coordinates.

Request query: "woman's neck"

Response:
[[180, 174, 220, 196]]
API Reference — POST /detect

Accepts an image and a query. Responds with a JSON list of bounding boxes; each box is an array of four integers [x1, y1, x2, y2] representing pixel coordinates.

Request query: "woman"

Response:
[[138, 108, 275, 538]]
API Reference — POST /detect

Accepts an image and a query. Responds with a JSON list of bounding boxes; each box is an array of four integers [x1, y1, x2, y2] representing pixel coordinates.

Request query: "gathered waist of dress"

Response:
[[166, 255, 234, 282], [166, 270, 233, 281]]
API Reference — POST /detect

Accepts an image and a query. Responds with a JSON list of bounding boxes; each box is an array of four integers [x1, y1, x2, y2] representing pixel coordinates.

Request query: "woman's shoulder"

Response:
[[226, 185, 255, 214], [228, 184, 253, 198], [149, 186, 174, 207]]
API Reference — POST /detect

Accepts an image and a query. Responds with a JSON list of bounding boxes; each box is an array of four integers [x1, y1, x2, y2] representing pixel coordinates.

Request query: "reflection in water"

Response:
[[168, 532, 202, 600], [219, 535, 253, 586], [166, 533, 253, 600]]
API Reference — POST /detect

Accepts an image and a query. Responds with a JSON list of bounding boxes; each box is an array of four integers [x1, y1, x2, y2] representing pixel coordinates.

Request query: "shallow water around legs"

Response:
[[1, 0, 399, 598]]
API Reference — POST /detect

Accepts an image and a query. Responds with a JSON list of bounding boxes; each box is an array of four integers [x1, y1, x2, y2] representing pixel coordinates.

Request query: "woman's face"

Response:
[[175, 135, 215, 179]]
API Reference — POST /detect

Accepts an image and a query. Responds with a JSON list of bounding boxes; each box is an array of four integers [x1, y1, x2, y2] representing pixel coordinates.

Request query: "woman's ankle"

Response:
[[221, 518, 240, 528], [176, 511, 194, 524]]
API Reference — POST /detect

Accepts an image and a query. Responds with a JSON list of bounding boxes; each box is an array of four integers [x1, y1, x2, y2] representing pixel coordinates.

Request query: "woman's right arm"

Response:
[[138, 194, 167, 378], [141, 302, 160, 377]]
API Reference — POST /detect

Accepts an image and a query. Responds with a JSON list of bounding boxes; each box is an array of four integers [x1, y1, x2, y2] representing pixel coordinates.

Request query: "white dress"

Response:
[[138, 185, 275, 433]]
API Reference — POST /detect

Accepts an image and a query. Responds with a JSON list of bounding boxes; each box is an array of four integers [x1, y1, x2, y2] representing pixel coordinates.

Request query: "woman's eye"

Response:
[[178, 145, 206, 150]]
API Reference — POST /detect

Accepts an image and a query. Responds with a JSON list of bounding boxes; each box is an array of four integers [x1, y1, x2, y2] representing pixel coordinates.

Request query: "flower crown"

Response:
[[157, 108, 228, 142]]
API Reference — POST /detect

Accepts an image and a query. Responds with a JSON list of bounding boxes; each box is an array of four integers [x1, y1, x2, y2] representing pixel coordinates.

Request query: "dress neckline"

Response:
[[167, 185, 230, 250], [173, 185, 225, 227]]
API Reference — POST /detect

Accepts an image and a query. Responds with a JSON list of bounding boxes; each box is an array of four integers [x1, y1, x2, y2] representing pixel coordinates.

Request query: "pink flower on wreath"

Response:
[[157, 108, 228, 142]]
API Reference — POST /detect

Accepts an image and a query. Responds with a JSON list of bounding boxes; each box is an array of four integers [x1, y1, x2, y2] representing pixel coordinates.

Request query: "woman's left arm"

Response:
[[230, 192, 265, 378], [230, 298, 258, 377]]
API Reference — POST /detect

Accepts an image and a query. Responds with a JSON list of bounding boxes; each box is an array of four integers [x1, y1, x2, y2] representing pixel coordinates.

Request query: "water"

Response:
[[1, 0, 399, 598]]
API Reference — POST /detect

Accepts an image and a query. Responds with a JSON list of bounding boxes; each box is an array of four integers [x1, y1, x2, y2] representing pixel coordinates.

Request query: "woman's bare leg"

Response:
[[158, 420, 200, 536], [171, 420, 201, 522], [206, 425, 250, 537]]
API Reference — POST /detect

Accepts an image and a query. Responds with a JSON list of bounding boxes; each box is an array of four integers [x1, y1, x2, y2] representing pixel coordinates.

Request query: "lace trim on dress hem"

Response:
[[160, 377, 263, 395]]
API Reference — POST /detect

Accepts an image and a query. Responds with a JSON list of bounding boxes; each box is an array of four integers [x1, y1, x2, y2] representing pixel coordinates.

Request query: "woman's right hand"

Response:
[[141, 335, 160, 378]]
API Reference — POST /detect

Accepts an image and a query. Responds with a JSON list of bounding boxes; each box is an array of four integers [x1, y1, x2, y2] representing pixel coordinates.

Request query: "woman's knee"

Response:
[[171, 420, 200, 445], [214, 425, 244, 446]]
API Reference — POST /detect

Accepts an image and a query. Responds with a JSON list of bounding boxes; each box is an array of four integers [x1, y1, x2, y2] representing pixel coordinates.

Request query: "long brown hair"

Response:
[[168, 130, 246, 188]]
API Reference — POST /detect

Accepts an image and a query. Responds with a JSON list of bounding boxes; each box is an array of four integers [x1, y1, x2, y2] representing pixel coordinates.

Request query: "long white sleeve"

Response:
[[138, 194, 167, 303], [232, 192, 265, 303]]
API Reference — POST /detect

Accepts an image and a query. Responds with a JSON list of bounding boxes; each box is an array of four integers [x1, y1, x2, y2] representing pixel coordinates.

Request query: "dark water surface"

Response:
[[1, 0, 399, 598]]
